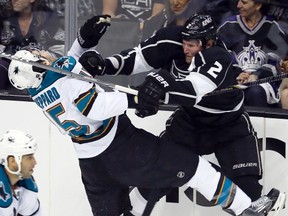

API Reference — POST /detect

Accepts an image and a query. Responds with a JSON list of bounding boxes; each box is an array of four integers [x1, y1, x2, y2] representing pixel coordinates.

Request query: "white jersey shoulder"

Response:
[[0, 166, 42, 216], [29, 42, 128, 159]]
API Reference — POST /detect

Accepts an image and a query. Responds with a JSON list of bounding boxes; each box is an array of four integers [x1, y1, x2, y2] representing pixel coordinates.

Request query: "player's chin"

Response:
[[185, 56, 192, 64]]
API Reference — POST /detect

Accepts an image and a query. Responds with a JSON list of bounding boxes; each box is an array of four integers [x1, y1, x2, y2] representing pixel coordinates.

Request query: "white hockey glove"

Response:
[[77, 15, 111, 48]]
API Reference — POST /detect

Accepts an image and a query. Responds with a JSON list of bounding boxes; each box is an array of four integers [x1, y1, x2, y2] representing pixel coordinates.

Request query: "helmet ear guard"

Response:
[[8, 50, 46, 90], [181, 13, 217, 47]]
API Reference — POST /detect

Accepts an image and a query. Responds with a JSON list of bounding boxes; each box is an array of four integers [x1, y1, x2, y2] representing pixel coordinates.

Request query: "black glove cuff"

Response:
[[77, 29, 100, 48], [127, 94, 138, 108]]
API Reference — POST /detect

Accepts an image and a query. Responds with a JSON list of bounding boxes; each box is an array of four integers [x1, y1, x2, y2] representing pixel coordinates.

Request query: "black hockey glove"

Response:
[[127, 94, 138, 108], [136, 70, 174, 118], [77, 15, 111, 48], [79, 50, 106, 76], [135, 100, 159, 118]]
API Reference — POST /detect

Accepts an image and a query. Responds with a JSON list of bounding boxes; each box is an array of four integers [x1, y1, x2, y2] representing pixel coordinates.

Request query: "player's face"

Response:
[[169, 0, 190, 15], [12, 0, 35, 12], [237, 0, 262, 18], [182, 39, 202, 63], [20, 154, 37, 178]]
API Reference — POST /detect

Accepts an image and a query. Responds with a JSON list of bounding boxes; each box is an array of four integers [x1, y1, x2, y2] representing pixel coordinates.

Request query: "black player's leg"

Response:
[[129, 187, 173, 216], [216, 142, 263, 201], [215, 112, 263, 201], [232, 175, 262, 201], [79, 156, 132, 216], [185, 156, 253, 215], [82, 179, 132, 216]]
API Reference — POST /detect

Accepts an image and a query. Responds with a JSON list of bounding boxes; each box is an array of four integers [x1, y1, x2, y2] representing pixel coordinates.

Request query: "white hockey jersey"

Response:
[[28, 42, 129, 158], [0, 166, 41, 216]]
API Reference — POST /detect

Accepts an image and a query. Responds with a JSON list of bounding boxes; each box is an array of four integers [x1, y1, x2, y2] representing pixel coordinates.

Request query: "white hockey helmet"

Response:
[[0, 130, 37, 178], [8, 50, 46, 90]]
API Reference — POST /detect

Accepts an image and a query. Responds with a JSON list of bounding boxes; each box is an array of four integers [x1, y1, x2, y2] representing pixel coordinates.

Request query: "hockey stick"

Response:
[[0, 52, 138, 96], [206, 72, 288, 96], [1, 52, 287, 97]]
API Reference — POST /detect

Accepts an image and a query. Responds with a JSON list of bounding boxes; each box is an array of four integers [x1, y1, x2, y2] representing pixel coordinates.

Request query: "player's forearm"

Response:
[[68, 39, 90, 60]]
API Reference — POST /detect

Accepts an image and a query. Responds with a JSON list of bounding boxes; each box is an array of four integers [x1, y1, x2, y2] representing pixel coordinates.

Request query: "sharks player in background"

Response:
[[0, 129, 41, 216], [5, 15, 286, 216], [78, 13, 287, 215]]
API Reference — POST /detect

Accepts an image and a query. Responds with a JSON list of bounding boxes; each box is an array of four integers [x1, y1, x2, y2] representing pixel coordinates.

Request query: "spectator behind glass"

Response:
[[217, 0, 288, 108], [102, 0, 166, 27], [142, 0, 207, 40], [0, 0, 64, 91], [44, 0, 65, 17], [266, 0, 288, 109], [205, 0, 239, 27], [162, 0, 206, 26], [142, 0, 237, 40]]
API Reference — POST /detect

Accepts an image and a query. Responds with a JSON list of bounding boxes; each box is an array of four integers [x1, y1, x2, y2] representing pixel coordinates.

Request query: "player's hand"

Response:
[[135, 101, 159, 118], [77, 15, 111, 48], [236, 71, 251, 84], [79, 50, 106, 76], [135, 70, 174, 118]]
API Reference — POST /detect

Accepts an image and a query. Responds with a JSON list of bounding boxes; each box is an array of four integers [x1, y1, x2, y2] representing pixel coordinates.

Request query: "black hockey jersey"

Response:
[[217, 15, 288, 104], [217, 15, 288, 71], [105, 26, 244, 125]]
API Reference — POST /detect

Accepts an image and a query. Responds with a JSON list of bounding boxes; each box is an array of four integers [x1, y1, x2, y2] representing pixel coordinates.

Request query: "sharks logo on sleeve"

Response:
[[54, 57, 71, 70], [0, 167, 13, 207], [0, 182, 10, 202], [53, 56, 77, 72]]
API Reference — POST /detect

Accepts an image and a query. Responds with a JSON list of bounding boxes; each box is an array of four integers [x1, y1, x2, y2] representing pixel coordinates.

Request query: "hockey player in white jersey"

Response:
[[6, 15, 286, 216], [0, 129, 42, 216]]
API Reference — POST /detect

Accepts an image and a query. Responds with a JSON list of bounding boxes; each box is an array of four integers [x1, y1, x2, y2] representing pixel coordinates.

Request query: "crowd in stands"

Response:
[[0, 0, 288, 110]]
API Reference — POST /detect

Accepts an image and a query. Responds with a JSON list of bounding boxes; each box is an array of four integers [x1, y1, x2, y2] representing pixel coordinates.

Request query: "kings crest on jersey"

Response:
[[217, 14, 288, 104], [217, 15, 288, 70]]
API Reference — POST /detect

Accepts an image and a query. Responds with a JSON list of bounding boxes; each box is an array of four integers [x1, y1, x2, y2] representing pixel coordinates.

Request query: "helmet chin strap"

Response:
[[5, 165, 23, 180], [5, 156, 23, 180]]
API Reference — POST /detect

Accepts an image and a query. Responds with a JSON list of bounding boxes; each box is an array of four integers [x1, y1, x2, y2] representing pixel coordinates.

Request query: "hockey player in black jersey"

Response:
[[6, 14, 285, 216], [78, 13, 286, 215]]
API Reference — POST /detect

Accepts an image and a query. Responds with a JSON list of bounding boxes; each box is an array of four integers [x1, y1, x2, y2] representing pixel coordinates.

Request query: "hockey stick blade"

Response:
[[0, 52, 138, 96]]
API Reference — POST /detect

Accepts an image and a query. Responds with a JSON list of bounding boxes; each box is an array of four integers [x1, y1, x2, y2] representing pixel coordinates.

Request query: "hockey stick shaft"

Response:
[[206, 72, 288, 96], [1, 52, 287, 97], [0, 52, 138, 96]]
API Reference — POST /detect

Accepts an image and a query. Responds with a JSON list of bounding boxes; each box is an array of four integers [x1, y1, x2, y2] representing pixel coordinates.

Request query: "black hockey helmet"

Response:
[[181, 14, 217, 47]]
